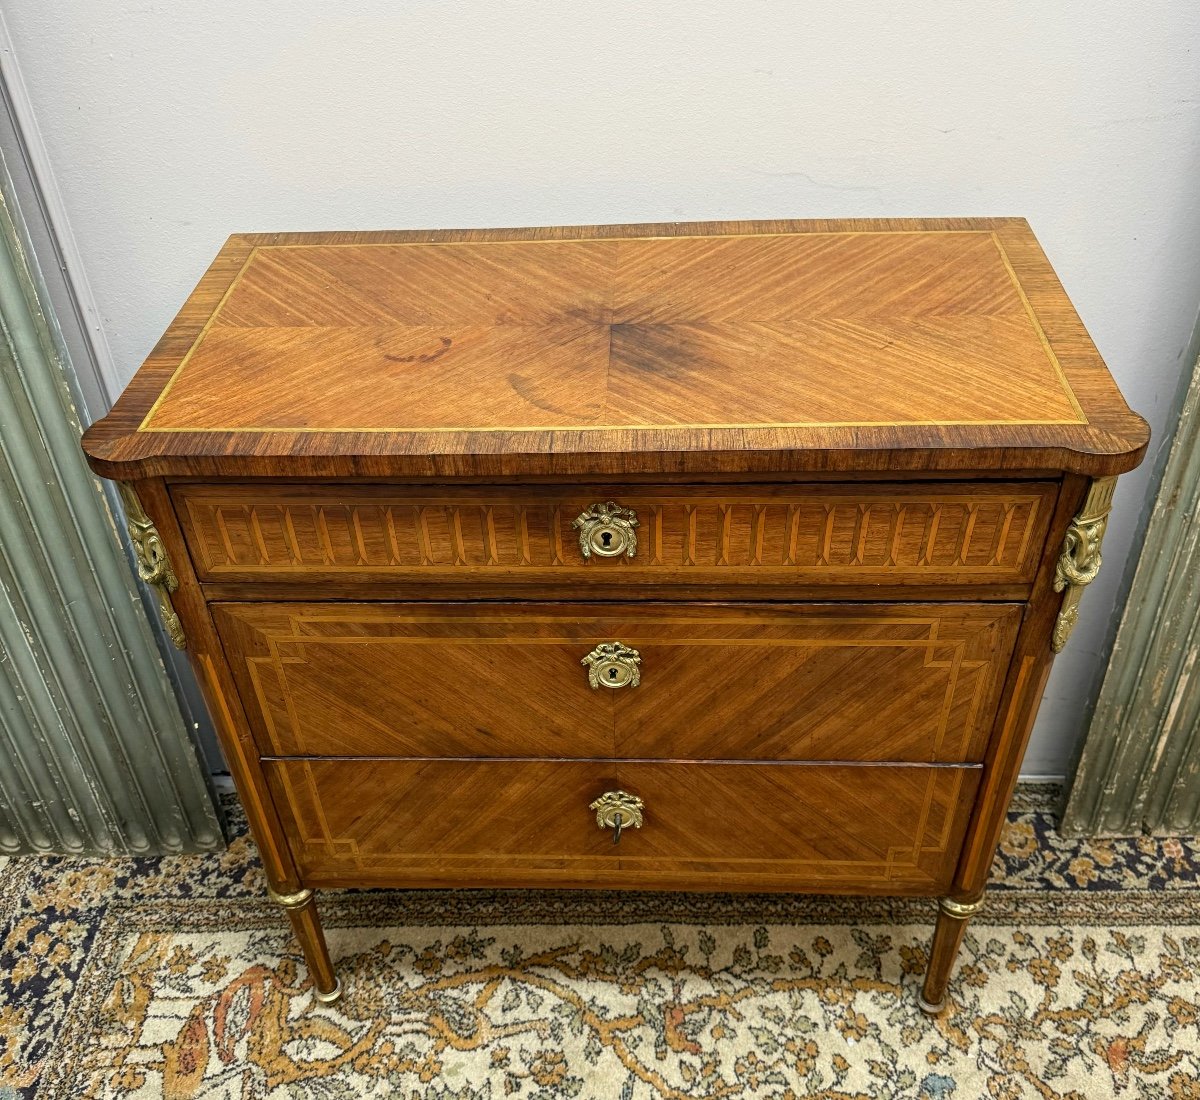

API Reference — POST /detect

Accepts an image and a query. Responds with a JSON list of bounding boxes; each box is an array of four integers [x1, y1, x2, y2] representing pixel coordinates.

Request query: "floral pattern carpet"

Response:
[[2, 784, 1198, 1100]]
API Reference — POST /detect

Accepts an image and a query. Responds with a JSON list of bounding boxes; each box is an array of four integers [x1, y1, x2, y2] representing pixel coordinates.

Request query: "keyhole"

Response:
[[601, 531, 613, 548], [608, 667, 618, 680]]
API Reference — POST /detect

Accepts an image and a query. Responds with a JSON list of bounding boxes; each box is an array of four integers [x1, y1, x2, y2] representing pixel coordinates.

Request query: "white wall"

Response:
[[5, 0, 1198, 775]]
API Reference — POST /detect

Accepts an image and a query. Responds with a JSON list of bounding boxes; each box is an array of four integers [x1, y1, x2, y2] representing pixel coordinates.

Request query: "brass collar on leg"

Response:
[[939, 895, 985, 920], [267, 886, 313, 910]]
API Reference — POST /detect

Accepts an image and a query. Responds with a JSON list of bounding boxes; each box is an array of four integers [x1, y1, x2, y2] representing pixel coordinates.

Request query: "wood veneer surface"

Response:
[[264, 757, 981, 893], [81, 219, 1148, 480], [216, 601, 1020, 764], [176, 480, 1054, 589], [77, 218, 1149, 1005]]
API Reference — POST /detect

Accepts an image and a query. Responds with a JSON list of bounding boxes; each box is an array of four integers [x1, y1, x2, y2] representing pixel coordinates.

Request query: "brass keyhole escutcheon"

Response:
[[590, 790, 644, 845], [581, 642, 641, 690], [573, 501, 639, 559]]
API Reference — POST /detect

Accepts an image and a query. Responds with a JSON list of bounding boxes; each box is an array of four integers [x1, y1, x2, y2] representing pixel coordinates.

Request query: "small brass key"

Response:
[[590, 790, 644, 846]]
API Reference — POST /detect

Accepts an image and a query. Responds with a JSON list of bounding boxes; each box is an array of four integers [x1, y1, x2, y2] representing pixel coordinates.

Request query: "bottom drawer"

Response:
[[265, 759, 981, 894]]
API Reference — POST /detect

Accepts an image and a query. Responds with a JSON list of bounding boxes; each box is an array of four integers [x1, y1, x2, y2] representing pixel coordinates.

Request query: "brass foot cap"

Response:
[[918, 993, 947, 1017], [314, 979, 343, 1005]]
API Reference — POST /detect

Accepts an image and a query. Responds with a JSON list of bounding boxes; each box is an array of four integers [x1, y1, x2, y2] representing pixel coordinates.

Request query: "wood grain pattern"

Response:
[[216, 601, 1019, 764], [264, 757, 981, 893], [921, 892, 984, 1012], [145, 232, 1084, 432], [176, 481, 1054, 589], [952, 474, 1090, 895], [77, 218, 1149, 1006], [80, 219, 1148, 481], [124, 480, 303, 891], [277, 892, 339, 998]]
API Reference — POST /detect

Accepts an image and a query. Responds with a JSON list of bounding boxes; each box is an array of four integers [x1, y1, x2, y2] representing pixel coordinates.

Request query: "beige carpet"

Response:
[[2, 786, 1198, 1099]]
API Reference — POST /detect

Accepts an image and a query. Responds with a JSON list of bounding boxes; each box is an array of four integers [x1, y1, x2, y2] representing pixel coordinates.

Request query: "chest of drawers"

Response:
[[82, 219, 1147, 1014]]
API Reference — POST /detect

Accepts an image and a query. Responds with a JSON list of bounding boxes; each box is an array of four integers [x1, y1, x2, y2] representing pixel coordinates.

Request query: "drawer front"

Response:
[[176, 481, 1055, 589], [265, 758, 981, 893], [217, 602, 1020, 763]]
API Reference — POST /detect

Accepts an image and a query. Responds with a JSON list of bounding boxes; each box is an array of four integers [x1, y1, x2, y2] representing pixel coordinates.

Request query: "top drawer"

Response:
[[173, 481, 1055, 590]]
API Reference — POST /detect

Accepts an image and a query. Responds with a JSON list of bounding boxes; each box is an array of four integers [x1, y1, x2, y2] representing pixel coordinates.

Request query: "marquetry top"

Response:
[[82, 218, 1148, 479]]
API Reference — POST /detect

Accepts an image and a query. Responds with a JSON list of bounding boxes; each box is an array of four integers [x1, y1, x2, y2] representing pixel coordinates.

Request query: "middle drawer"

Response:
[[216, 601, 1019, 763]]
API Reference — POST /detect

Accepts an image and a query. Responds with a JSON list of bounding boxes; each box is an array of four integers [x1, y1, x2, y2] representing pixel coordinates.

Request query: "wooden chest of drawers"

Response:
[[82, 218, 1147, 1014]]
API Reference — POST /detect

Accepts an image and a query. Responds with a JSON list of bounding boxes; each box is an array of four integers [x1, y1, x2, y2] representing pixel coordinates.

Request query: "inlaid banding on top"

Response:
[[138, 230, 1085, 434]]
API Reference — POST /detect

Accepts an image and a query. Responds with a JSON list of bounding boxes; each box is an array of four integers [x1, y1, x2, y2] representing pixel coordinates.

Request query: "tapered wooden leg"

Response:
[[268, 886, 341, 1003], [919, 894, 984, 1015]]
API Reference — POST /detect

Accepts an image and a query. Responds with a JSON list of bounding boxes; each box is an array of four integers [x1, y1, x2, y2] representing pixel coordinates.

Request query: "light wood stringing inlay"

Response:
[[177, 482, 1054, 584], [215, 602, 1020, 763], [77, 217, 1150, 1009], [140, 230, 1085, 434], [264, 758, 981, 892]]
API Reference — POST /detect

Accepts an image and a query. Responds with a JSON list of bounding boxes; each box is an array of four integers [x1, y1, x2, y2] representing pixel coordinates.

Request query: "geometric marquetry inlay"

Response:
[[79, 218, 1150, 1010], [142, 231, 1085, 434], [177, 482, 1054, 586], [264, 757, 982, 893], [83, 220, 1150, 482], [215, 602, 1021, 765]]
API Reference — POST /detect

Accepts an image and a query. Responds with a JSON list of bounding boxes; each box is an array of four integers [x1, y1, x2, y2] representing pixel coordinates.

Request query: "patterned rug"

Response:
[[2, 784, 1198, 1100]]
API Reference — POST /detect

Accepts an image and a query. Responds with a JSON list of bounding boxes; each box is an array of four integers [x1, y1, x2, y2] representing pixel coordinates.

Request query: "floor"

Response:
[[1, 785, 1198, 1099]]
